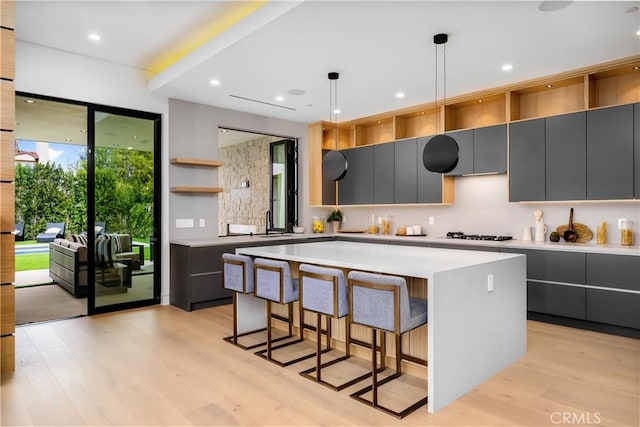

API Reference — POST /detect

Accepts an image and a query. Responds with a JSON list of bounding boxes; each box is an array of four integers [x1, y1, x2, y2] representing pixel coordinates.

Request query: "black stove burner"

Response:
[[446, 232, 513, 242]]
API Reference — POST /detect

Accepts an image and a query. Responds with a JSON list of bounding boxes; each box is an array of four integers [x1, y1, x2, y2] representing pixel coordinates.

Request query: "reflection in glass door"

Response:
[[269, 139, 297, 232], [90, 108, 160, 312]]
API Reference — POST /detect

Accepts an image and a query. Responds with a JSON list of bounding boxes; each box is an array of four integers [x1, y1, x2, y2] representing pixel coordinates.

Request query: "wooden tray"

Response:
[[555, 223, 593, 243]]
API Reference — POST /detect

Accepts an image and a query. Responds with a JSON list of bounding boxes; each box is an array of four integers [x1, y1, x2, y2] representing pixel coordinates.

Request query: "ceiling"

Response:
[[14, 1, 640, 125]]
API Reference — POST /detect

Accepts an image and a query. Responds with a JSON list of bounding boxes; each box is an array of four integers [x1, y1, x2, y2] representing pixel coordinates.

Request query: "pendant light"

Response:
[[322, 72, 348, 181], [423, 33, 459, 174]]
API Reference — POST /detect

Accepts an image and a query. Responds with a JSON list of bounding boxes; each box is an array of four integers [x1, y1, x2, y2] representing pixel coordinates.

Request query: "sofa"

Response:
[[49, 233, 141, 297]]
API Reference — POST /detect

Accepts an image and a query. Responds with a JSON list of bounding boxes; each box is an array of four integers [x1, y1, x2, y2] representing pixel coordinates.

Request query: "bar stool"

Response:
[[348, 270, 428, 419], [298, 264, 372, 391], [222, 253, 286, 350], [253, 258, 315, 367]]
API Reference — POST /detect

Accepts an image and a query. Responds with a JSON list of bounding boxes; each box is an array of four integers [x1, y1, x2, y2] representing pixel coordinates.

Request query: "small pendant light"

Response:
[[322, 72, 348, 181], [423, 33, 459, 174]]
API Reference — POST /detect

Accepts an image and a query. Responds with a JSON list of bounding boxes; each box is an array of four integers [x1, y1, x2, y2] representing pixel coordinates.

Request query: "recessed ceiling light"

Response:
[[275, 96, 284, 102], [210, 79, 220, 86], [333, 108, 341, 114], [88, 33, 101, 42], [633, 66, 640, 71], [636, 29, 640, 36], [65, 138, 72, 142], [220, 129, 229, 133], [478, 99, 483, 103], [80, 129, 87, 133], [546, 84, 553, 88], [501, 64, 513, 72], [24, 99, 36, 104], [395, 92, 405, 99], [288, 89, 306, 96], [131, 135, 139, 139]]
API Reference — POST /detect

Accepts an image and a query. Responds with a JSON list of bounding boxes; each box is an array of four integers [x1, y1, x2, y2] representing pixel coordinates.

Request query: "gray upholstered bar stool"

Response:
[[298, 264, 372, 391], [348, 270, 428, 419], [253, 258, 315, 367], [222, 253, 277, 350]]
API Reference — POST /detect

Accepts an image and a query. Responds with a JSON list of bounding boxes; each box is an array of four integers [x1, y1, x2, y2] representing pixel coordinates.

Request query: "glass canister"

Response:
[[312, 216, 324, 233], [596, 221, 607, 245], [620, 219, 633, 246], [368, 214, 379, 234], [381, 214, 392, 235]]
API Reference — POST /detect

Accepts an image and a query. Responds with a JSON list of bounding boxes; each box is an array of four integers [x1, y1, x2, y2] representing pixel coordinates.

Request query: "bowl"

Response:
[[293, 227, 304, 234]]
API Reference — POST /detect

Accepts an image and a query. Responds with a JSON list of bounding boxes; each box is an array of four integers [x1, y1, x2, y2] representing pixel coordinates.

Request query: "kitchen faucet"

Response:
[[265, 210, 272, 235]]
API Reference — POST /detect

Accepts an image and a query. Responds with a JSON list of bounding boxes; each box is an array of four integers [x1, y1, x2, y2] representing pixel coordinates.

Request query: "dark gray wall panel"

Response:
[[509, 119, 545, 201], [374, 143, 395, 204], [546, 112, 586, 200], [587, 105, 634, 199], [394, 138, 417, 203]]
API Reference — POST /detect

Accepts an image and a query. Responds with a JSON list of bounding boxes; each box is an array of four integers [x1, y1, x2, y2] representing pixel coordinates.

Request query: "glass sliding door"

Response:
[[269, 139, 298, 232], [89, 107, 160, 313]]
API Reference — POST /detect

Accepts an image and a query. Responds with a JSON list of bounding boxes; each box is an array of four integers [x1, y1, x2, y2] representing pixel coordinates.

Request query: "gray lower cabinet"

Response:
[[587, 104, 634, 200], [445, 125, 507, 176], [527, 282, 586, 320], [509, 118, 545, 201], [585, 253, 640, 329], [416, 137, 445, 203], [170, 244, 230, 311], [374, 143, 395, 204], [545, 112, 586, 201], [339, 146, 374, 205], [394, 138, 417, 203], [634, 103, 640, 199]]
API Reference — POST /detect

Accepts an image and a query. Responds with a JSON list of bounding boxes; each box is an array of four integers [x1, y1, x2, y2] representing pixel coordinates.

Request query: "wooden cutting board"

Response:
[[556, 223, 593, 243]]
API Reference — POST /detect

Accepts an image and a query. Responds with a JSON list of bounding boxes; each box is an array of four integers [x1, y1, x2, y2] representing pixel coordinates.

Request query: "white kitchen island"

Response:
[[237, 240, 526, 413]]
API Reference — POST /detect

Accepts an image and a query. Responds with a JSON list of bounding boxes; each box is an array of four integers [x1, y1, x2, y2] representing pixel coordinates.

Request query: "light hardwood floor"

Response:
[[1, 304, 638, 426]]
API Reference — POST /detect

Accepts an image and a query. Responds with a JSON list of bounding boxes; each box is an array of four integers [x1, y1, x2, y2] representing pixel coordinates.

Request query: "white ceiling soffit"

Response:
[[149, 1, 640, 124]]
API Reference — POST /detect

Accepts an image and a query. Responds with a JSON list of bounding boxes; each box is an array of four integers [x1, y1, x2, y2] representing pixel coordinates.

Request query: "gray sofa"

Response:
[[49, 233, 142, 297]]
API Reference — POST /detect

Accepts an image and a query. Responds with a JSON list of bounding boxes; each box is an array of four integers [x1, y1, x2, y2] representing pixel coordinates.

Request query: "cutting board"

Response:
[[556, 223, 593, 243]]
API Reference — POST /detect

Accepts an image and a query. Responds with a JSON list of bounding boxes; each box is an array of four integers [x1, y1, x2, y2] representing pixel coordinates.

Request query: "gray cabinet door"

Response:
[[586, 253, 640, 291], [394, 138, 417, 203], [635, 103, 640, 199], [474, 124, 507, 174], [586, 290, 640, 329], [546, 112, 586, 200], [527, 282, 586, 319], [509, 119, 545, 201], [416, 137, 444, 203], [374, 143, 395, 204], [444, 130, 473, 176], [321, 149, 337, 205], [587, 104, 634, 200], [338, 146, 374, 205]]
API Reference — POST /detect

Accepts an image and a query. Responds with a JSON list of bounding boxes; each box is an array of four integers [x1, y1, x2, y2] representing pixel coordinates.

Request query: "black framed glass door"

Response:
[[88, 107, 161, 314]]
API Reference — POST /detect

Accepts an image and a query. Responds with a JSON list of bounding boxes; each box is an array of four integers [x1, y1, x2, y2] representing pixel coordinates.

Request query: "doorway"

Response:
[[14, 93, 161, 322]]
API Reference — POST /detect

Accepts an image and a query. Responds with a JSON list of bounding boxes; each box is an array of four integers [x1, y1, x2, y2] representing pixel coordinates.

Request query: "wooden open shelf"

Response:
[[170, 186, 223, 194], [170, 158, 224, 167]]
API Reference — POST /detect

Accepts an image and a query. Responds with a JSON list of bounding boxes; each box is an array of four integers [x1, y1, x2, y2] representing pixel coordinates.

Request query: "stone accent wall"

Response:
[[218, 137, 272, 234]]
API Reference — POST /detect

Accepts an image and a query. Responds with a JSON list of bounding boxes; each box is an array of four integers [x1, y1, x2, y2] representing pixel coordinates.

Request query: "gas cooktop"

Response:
[[446, 232, 513, 241]]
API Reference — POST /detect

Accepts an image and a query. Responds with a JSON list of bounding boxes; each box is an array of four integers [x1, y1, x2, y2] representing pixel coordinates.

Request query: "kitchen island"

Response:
[[236, 240, 526, 413]]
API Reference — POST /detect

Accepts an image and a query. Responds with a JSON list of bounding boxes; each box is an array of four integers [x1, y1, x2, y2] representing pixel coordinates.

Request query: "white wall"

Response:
[[335, 174, 640, 245], [16, 41, 172, 303]]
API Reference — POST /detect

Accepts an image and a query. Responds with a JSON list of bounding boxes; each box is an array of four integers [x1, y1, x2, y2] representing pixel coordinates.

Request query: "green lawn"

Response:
[[15, 254, 49, 271]]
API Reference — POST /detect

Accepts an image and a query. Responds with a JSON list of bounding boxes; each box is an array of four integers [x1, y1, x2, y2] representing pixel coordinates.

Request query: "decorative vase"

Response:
[[331, 221, 340, 233]]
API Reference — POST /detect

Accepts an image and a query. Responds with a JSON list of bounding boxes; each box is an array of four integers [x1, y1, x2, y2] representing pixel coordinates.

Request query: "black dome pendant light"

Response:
[[423, 33, 459, 174], [322, 72, 348, 181]]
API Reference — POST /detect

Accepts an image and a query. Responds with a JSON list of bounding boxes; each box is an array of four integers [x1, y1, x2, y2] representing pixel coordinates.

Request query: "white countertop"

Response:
[[237, 240, 521, 279], [170, 231, 639, 256]]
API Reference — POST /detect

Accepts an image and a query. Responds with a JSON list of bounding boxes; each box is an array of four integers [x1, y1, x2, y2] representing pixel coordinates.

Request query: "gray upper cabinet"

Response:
[[509, 118, 545, 201], [545, 112, 586, 201], [394, 138, 417, 203], [474, 124, 507, 174], [444, 130, 473, 176], [321, 149, 337, 205], [416, 137, 444, 203], [634, 103, 640, 199], [445, 125, 507, 176], [374, 143, 395, 204], [587, 104, 634, 200], [338, 146, 374, 205]]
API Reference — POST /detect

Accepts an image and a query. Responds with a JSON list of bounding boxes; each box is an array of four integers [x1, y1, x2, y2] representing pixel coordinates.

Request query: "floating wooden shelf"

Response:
[[170, 158, 224, 167], [170, 186, 223, 194]]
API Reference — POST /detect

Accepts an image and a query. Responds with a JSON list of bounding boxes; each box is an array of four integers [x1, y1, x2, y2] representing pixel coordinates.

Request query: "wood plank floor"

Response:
[[1, 304, 638, 426]]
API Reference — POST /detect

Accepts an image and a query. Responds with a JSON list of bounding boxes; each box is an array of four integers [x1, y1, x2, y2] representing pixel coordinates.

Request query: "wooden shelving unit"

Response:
[[170, 186, 223, 194], [169, 158, 224, 167], [170, 157, 224, 194], [308, 55, 640, 206]]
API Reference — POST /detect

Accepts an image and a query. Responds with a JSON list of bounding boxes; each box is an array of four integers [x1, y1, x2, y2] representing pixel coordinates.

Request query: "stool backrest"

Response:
[[222, 253, 254, 294], [254, 258, 298, 303], [299, 264, 348, 318], [348, 271, 410, 334]]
